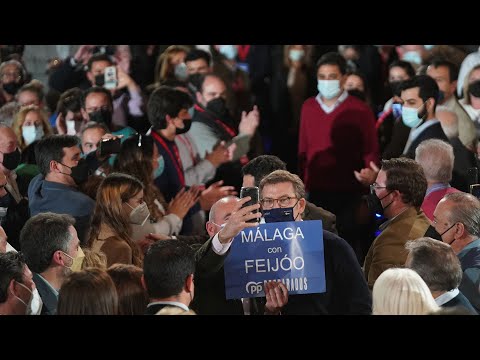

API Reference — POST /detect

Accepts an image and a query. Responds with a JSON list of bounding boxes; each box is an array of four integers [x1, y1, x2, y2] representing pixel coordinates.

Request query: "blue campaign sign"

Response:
[[224, 220, 326, 299]]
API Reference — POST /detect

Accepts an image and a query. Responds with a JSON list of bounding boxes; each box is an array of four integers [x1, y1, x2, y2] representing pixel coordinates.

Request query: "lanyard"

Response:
[[151, 131, 185, 187]]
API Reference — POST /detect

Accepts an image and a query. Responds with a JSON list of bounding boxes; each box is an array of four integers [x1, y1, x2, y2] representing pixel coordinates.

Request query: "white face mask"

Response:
[[12, 281, 43, 315], [127, 202, 151, 226], [22, 125, 44, 146], [66, 119, 82, 136]]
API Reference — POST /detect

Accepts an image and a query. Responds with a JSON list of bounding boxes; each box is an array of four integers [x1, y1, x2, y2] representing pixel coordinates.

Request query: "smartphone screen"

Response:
[[99, 138, 121, 156], [240, 186, 259, 223], [104, 66, 117, 90]]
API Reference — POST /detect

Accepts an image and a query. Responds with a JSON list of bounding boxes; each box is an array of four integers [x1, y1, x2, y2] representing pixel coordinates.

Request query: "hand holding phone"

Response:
[[98, 137, 121, 157], [240, 186, 260, 223]]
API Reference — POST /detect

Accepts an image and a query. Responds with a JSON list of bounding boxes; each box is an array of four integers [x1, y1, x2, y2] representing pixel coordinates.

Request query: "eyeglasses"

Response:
[[370, 182, 387, 194], [1, 71, 21, 80], [260, 196, 297, 209]]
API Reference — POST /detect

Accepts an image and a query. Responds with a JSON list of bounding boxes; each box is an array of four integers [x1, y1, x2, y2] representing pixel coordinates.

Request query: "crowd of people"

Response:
[[1, 44, 480, 315]]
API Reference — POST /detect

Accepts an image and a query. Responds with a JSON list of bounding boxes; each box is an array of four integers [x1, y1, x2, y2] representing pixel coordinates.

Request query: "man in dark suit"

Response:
[[256, 170, 371, 315], [401, 75, 449, 159], [405, 237, 477, 314], [241, 155, 337, 234], [145, 197, 262, 315], [143, 240, 197, 315], [19, 213, 84, 315]]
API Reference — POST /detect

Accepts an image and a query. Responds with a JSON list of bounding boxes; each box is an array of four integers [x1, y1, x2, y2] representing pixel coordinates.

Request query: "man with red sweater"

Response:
[[415, 139, 461, 221], [298, 52, 379, 259]]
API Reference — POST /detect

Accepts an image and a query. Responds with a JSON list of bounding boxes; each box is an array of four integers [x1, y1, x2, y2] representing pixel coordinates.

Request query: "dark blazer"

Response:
[[404, 122, 449, 159], [302, 201, 337, 234], [33, 273, 58, 315], [443, 291, 478, 314], [190, 237, 244, 315]]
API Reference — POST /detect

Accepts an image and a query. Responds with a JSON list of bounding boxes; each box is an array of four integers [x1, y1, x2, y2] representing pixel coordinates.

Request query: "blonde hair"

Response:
[[154, 45, 189, 83], [81, 248, 108, 270], [12, 104, 52, 150], [372, 268, 439, 315]]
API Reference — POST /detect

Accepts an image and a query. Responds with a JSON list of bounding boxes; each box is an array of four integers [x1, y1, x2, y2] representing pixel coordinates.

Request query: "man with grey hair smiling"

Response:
[[432, 192, 480, 312], [405, 237, 477, 313], [415, 138, 460, 221]]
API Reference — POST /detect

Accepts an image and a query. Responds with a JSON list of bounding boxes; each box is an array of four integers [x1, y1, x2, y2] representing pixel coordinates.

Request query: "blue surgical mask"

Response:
[[219, 45, 238, 60], [392, 103, 402, 119], [154, 156, 164, 179], [317, 80, 341, 100], [402, 51, 422, 65], [188, 106, 195, 118], [22, 125, 44, 146], [263, 207, 296, 223], [402, 102, 426, 128], [289, 49, 305, 62]]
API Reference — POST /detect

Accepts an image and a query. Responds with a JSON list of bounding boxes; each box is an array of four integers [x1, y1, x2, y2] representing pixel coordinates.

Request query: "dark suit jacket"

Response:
[[404, 122, 449, 159], [302, 201, 337, 234], [33, 273, 58, 315], [443, 291, 478, 314]]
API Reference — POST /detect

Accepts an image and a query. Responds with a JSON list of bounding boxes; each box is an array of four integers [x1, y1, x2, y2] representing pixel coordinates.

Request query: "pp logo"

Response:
[[245, 281, 263, 295]]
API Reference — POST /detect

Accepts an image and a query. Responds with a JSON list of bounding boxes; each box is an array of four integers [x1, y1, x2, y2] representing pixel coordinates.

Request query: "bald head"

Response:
[[197, 74, 227, 107], [207, 196, 240, 237]]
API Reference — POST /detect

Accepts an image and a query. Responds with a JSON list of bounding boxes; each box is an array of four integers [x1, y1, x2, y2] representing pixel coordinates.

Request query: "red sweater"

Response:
[[421, 187, 461, 221], [299, 95, 379, 192]]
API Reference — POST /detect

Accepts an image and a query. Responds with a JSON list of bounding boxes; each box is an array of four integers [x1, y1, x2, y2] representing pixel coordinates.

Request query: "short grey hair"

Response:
[[443, 192, 480, 237], [19, 212, 76, 273], [259, 170, 306, 200], [415, 139, 454, 183], [405, 237, 462, 292]]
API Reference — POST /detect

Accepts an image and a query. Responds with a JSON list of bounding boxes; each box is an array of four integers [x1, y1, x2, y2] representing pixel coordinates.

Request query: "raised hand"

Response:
[[199, 180, 237, 211], [354, 161, 380, 187], [217, 196, 261, 244], [239, 105, 260, 136]]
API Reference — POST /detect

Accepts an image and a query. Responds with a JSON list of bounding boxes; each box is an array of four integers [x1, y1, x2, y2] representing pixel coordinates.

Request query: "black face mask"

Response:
[[176, 118, 192, 135], [94, 74, 105, 87], [188, 73, 202, 93], [365, 191, 393, 217], [206, 97, 228, 118], [1, 148, 21, 170], [347, 89, 366, 102], [469, 80, 480, 98], [389, 81, 403, 97], [88, 109, 112, 128], [263, 207, 295, 223], [2, 81, 22, 96], [59, 158, 90, 186]]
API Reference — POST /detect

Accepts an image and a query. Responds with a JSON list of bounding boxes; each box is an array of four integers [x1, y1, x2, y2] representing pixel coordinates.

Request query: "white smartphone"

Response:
[[104, 66, 117, 90]]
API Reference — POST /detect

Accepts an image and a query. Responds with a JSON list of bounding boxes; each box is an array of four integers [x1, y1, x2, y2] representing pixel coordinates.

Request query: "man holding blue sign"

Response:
[[238, 170, 371, 315]]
